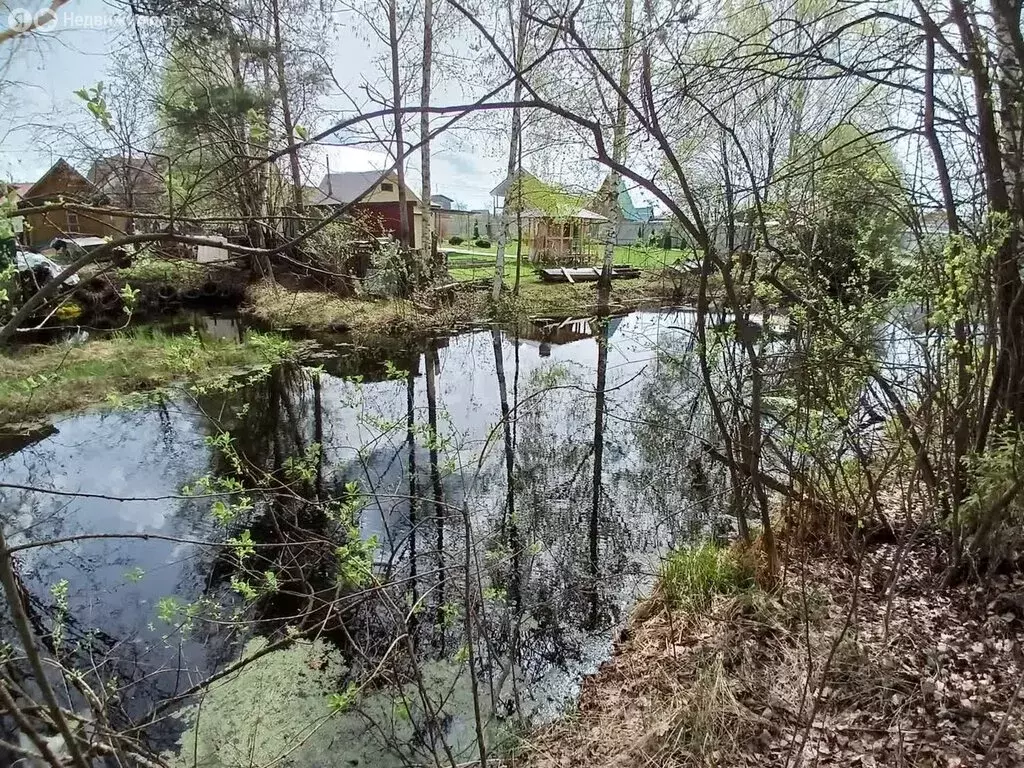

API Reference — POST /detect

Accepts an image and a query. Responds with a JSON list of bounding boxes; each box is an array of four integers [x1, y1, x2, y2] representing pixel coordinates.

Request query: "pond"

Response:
[[0, 307, 917, 766]]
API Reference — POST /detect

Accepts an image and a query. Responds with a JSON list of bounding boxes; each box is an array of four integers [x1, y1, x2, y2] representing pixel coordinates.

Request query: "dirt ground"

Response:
[[516, 535, 1024, 767]]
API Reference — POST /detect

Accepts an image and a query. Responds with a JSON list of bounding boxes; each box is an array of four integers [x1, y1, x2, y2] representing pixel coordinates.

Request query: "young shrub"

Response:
[[475, 239, 491, 249], [660, 542, 753, 612], [448, 235, 464, 246]]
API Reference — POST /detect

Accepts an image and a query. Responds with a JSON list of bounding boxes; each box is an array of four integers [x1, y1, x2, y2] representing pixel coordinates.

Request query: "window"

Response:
[[65, 211, 80, 233], [381, 182, 394, 192]]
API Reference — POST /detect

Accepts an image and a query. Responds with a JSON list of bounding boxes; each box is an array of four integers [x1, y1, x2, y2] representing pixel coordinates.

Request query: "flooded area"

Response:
[[0, 308, 920, 765]]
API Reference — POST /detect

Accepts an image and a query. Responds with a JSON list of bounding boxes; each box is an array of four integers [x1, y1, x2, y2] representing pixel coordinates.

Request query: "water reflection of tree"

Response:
[[199, 362, 315, 477], [480, 328, 636, 720], [630, 322, 728, 542], [2, 317, 777, 766]]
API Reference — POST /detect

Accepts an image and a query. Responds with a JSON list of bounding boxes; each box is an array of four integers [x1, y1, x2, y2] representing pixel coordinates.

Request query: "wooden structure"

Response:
[[489, 170, 608, 265], [539, 265, 641, 283], [9, 159, 124, 249], [523, 210, 606, 265]]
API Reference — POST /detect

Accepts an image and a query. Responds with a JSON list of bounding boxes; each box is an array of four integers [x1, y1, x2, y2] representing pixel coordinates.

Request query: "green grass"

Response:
[[0, 327, 292, 422], [116, 255, 207, 285], [444, 243, 697, 283], [660, 543, 754, 613]]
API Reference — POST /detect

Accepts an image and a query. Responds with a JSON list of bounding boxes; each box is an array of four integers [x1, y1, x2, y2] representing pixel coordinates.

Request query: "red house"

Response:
[[309, 170, 422, 248]]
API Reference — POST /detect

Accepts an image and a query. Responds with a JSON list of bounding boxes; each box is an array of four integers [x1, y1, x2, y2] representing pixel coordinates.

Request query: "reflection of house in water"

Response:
[[317, 338, 449, 382], [518, 315, 624, 356]]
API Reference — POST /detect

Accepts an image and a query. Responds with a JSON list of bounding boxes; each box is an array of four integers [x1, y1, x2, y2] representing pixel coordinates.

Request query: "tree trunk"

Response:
[[387, 0, 413, 288], [493, 0, 528, 302], [420, 0, 435, 278], [270, 0, 305, 219], [599, 0, 633, 290]]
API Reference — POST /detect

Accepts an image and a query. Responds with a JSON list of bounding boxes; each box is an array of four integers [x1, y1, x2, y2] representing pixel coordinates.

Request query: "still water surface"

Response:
[[0, 308, 843, 764]]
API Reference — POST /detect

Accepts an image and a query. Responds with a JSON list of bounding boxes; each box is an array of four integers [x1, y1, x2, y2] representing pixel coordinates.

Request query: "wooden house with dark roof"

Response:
[[8, 159, 124, 248]]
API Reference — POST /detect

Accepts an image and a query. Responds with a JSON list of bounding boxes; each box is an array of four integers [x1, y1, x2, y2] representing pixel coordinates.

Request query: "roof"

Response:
[[520, 206, 607, 221], [431, 193, 454, 202], [305, 186, 346, 207], [0, 182, 32, 199], [19, 159, 101, 202], [494, 171, 602, 220], [594, 175, 653, 222], [318, 170, 420, 204], [491, 170, 539, 198]]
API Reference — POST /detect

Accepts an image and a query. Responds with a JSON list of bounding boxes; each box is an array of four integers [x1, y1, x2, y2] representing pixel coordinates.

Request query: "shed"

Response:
[[519, 207, 607, 264], [314, 170, 423, 249]]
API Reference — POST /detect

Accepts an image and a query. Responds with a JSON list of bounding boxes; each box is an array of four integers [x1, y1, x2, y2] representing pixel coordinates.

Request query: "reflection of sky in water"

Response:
[[0, 404, 241, 717], [0, 310, 724, 752]]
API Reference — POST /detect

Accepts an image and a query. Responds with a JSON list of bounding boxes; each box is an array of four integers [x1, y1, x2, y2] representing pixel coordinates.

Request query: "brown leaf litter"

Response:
[[513, 538, 1024, 767]]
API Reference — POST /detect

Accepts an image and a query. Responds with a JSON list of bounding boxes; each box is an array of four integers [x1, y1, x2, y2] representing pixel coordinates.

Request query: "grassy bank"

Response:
[[0, 328, 292, 423], [245, 268, 696, 338], [518, 539, 1024, 767], [443, 241, 696, 270]]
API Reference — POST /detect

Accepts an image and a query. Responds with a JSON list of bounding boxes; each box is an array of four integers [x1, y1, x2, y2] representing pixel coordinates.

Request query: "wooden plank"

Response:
[[561, 266, 575, 284]]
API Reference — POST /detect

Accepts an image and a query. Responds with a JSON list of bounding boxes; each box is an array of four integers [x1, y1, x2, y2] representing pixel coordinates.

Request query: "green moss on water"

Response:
[[0, 327, 293, 422], [167, 639, 499, 768]]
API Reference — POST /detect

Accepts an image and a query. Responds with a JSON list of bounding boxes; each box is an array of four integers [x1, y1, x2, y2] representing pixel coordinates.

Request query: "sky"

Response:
[[0, 0, 508, 210], [0, 0, 664, 212]]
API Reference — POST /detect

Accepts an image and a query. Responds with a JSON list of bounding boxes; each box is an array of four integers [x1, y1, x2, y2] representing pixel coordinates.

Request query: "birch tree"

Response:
[[419, 0, 435, 270], [492, 0, 530, 301]]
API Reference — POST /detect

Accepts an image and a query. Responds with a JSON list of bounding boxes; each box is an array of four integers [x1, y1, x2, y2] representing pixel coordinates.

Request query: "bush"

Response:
[[448, 236, 464, 246], [475, 239, 491, 249], [660, 542, 753, 612]]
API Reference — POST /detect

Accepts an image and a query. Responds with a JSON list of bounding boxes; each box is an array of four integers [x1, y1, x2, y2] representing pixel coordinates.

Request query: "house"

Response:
[[897, 209, 950, 253], [430, 194, 455, 210], [311, 170, 423, 249], [490, 171, 607, 264], [87, 154, 165, 215], [0, 181, 34, 203], [591, 175, 655, 245], [8, 159, 123, 249]]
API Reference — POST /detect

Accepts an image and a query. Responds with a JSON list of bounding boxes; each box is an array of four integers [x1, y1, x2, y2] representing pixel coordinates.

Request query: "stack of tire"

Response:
[[74, 277, 122, 317], [165, 280, 241, 308]]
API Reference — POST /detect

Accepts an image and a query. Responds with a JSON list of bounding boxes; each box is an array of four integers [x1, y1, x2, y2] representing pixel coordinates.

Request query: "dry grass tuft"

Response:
[[245, 282, 488, 337], [517, 589, 784, 768], [245, 274, 683, 338]]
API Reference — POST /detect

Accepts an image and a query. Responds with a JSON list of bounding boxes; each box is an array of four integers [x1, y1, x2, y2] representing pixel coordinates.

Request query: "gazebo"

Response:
[[520, 207, 607, 265], [491, 170, 609, 265]]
